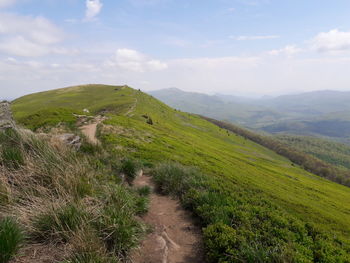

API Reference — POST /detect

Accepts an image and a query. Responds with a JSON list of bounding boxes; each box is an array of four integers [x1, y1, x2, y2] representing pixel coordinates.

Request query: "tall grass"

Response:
[[0, 128, 147, 261], [0, 217, 24, 263]]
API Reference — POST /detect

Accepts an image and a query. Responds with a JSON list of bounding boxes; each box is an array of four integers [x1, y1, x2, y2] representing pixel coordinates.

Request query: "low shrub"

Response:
[[152, 162, 202, 198], [120, 158, 140, 183], [0, 217, 24, 263], [136, 185, 151, 197], [203, 223, 238, 262]]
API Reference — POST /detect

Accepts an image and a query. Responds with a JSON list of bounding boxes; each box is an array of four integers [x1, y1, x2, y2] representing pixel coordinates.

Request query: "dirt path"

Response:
[[125, 97, 138, 117], [132, 174, 204, 263], [80, 123, 99, 144]]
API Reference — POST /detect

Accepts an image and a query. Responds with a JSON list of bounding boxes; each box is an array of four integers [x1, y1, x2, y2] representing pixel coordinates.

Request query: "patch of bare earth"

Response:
[[80, 116, 106, 144], [132, 174, 205, 263], [80, 123, 99, 144]]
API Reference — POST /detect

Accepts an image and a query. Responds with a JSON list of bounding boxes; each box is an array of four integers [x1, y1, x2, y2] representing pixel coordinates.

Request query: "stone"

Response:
[[0, 100, 15, 130]]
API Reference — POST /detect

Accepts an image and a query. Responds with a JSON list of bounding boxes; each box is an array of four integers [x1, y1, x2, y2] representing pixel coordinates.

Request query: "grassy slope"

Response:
[[12, 84, 135, 118], [12, 85, 350, 259]]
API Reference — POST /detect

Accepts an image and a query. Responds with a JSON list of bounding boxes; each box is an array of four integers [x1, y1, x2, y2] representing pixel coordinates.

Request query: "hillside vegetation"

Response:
[[202, 116, 350, 187], [0, 127, 148, 262], [275, 135, 350, 170], [11, 85, 350, 262]]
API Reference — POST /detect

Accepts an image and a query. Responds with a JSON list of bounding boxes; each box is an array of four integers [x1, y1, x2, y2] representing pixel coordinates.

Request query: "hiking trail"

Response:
[[80, 123, 99, 144], [132, 173, 204, 263]]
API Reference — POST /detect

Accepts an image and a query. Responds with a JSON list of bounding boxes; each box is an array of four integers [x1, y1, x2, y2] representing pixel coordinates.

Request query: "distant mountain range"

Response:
[[149, 88, 350, 143]]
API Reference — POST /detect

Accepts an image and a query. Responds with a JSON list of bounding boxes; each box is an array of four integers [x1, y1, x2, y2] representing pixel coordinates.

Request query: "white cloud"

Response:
[[147, 60, 168, 71], [0, 13, 65, 57], [2, 51, 350, 100], [232, 35, 279, 41], [0, 36, 50, 56], [268, 45, 302, 57], [0, 0, 16, 8], [112, 48, 168, 72], [85, 0, 103, 20], [310, 29, 350, 53]]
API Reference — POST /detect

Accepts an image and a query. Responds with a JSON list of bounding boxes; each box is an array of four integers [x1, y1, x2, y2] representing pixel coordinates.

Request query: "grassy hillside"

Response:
[[12, 85, 350, 262]]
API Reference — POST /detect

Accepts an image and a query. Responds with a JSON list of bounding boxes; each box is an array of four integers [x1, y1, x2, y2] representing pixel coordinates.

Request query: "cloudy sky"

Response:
[[1, 0, 350, 99]]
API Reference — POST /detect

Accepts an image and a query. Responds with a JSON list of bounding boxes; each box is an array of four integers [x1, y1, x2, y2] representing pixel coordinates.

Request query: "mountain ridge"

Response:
[[9, 84, 350, 262], [149, 87, 350, 142]]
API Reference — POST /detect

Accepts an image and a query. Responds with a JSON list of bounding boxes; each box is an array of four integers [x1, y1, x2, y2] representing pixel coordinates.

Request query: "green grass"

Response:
[[136, 186, 151, 197], [95, 185, 145, 255], [0, 128, 24, 169], [33, 203, 88, 242], [0, 217, 24, 263], [12, 84, 350, 262]]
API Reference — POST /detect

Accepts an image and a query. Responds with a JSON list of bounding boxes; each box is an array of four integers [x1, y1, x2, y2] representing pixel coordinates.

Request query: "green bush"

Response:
[[203, 223, 238, 262], [136, 186, 151, 197], [120, 159, 140, 183], [152, 162, 202, 198], [0, 217, 24, 263], [33, 203, 87, 242]]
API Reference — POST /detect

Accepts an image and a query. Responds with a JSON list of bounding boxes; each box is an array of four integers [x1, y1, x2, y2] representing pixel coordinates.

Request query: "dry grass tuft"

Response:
[[0, 128, 146, 262]]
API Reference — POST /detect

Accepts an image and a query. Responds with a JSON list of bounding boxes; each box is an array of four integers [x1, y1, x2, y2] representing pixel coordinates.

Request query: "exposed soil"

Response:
[[131, 174, 204, 263], [125, 98, 138, 117], [80, 123, 99, 144]]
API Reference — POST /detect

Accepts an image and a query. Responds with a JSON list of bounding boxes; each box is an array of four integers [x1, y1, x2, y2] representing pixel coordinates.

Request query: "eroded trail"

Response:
[[132, 174, 204, 263], [80, 123, 99, 144]]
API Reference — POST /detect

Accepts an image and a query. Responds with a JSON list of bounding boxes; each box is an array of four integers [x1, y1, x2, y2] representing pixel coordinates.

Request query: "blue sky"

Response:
[[1, 0, 350, 99]]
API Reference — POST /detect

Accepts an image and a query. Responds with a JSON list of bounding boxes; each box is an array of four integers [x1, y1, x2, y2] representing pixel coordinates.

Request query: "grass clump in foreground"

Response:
[[0, 217, 24, 263], [0, 128, 148, 262], [153, 162, 350, 262], [120, 158, 141, 183]]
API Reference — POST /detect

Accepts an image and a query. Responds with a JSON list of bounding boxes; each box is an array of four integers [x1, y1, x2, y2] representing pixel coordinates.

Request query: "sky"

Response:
[[1, 0, 350, 99]]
